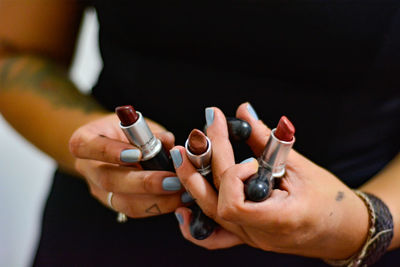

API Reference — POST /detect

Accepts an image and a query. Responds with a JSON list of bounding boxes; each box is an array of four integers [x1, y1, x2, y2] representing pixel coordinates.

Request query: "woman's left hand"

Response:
[[171, 103, 370, 260]]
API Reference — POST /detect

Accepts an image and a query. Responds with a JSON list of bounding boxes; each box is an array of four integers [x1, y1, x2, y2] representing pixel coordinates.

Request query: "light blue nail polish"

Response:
[[175, 213, 184, 225], [240, 157, 256, 164], [181, 191, 194, 203], [247, 103, 259, 120], [120, 149, 141, 163], [162, 177, 182, 191], [205, 107, 214, 127], [170, 149, 182, 168]]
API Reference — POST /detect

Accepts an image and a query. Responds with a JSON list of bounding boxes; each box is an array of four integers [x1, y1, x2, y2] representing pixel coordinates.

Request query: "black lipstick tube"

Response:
[[184, 136, 217, 240]]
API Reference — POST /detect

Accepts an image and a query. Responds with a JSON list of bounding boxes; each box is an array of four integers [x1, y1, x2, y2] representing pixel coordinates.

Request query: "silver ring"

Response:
[[107, 192, 115, 209], [107, 192, 127, 223]]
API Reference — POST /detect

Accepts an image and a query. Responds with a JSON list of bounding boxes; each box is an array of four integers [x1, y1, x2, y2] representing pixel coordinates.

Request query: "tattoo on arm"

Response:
[[335, 191, 345, 202], [145, 203, 162, 215], [0, 56, 103, 113], [0, 57, 18, 89]]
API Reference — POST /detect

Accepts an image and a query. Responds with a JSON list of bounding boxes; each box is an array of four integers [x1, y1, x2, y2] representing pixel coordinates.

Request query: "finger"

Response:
[[88, 180, 184, 218], [171, 146, 249, 238], [219, 159, 289, 227], [205, 107, 235, 188], [155, 131, 175, 151], [170, 146, 219, 221], [236, 102, 302, 174], [235, 102, 271, 157], [69, 129, 142, 165], [217, 158, 259, 223], [175, 207, 243, 249], [75, 159, 182, 195]]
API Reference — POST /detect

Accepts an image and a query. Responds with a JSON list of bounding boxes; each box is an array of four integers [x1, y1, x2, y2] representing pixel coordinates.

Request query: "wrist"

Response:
[[319, 188, 370, 260], [340, 190, 371, 259], [325, 190, 394, 266]]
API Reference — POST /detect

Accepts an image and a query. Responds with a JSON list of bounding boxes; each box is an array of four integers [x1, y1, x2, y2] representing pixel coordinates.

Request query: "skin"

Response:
[[0, 0, 184, 218], [173, 103, 400, 260], [2, 0, 399, 261]]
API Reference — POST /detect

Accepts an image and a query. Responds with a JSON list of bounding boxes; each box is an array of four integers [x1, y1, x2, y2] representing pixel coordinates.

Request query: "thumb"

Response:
[[235, 102, 271, 157]]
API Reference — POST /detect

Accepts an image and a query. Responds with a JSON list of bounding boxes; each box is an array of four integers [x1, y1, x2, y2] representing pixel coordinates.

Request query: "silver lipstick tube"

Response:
[[185, 136, 212, 177], [259, 128, 295, 178], [119, 111, 162, 161]]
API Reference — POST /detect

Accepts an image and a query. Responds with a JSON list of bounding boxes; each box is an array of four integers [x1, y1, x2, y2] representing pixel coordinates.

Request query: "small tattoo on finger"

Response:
[[145, 204, 161, 214]]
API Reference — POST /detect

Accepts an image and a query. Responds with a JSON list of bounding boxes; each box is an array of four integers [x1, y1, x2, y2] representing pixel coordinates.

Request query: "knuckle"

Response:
[[88, 184, 97, 197], [68, 130, 85, 156], [212, 174, 221, 189], [100, 141, 121, 163], [142, 173, 156, 193], [217, 202, 241, 222], [200, 206, 217, 221], [97, 141, 109, 161], [111, 150, 121, 164], [74, 159, 83, 173], [217, 205, 233, 221], [97, 170, 114, 192], [178, 171, 190, 186], [181, 173, 202, 193], [124, 205, 138, 218], [164, 195, 182, 211]]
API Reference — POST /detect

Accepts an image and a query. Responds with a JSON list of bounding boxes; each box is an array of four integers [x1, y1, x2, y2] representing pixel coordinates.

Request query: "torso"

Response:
[[33, 1, 400, 266]]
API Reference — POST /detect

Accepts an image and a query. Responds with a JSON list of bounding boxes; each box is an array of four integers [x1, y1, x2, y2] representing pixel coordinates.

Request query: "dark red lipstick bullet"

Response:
[[115, 105, 173, 171], [116, 105, 139, 126]]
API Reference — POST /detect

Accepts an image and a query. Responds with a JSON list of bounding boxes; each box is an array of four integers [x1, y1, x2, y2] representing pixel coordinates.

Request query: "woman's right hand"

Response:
[[172, 105, 369, 260], [69, 113, 185, 218]]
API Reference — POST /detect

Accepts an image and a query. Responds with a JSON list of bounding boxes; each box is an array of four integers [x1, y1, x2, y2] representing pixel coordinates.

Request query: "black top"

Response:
[[33, 1, 400, 266]]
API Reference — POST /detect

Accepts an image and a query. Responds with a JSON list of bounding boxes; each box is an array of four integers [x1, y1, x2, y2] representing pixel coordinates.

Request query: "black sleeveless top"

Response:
[[33, 1, 400, 266]]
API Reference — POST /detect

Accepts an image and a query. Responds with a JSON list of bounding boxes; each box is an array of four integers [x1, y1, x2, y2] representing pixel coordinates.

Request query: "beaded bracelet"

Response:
[[325, 190, 393, 267]]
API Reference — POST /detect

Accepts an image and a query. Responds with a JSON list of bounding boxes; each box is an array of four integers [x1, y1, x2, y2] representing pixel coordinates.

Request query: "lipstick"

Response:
[[115, 105, 174, 171], [185, 129, 212, 177], [244, 116, 295, 202], [184, 129, 217, 240]]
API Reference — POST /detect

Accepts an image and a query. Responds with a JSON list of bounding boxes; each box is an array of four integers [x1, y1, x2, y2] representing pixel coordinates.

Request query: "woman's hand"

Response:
[[69, 113, 185, 218], [172, 103, 370, 260]]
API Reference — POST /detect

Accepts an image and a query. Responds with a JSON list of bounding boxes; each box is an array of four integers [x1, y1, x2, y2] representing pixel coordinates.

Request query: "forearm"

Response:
[[359, 152, 400, 249], [0, 55, 107, 174]]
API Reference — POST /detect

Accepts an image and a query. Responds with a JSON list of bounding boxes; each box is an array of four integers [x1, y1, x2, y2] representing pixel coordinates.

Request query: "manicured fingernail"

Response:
[[247, 103, 259, 120], [240, 157, 256, 164], [181, 191, 194, 203], [175, 213, 184, 225], [120, 149, 141, 163], [170, 149, 182, 168], [205, 107, 214, 127], [162, 177, 182, 191]]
